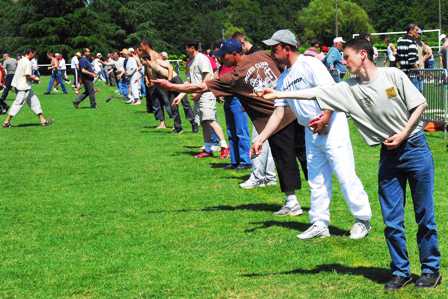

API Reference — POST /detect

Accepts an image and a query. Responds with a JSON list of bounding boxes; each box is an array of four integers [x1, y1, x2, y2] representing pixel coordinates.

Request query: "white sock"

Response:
[[285, 193, 299, 208], [219, 139, 228, 148]]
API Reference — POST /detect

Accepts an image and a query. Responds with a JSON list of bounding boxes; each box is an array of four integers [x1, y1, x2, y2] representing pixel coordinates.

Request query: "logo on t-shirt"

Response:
[[244, 62, 277, 91], [385, 87, 397, 98]]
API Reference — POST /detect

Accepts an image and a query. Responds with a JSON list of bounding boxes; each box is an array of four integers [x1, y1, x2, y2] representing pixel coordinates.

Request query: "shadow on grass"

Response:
[[13, 123, 41, 128], [146, 203, 285, 214], [242, 263, 393, 284], [245, 220, 345, 236], [209, 162, 231, 169], [183, 145, 201, 149]]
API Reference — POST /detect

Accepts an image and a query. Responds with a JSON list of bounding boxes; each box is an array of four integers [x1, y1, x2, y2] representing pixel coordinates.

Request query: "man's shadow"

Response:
[[242, 263, 395, 284], [147, 203, 289, 214]]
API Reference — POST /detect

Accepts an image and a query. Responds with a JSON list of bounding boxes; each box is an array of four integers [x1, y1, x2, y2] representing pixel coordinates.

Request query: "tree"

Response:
[[297, 0, 374, 45]]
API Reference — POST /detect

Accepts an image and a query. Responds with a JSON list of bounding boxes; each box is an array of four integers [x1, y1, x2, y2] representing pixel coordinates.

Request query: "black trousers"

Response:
[[74, 80, 96, 108], [0, 74, 14, 111], [268, 121, 307, 193]]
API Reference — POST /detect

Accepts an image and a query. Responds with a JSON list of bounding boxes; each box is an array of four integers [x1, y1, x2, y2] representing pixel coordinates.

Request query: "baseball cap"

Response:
[[214, 39, 243, 57], [333, 37, 345, 44], [128, 47, 135, 53], [120, 48, 129, 55], [263, 29, 298, 47], [440, 34, 447, 41]]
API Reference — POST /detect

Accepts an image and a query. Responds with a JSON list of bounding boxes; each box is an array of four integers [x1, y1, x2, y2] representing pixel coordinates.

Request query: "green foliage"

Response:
[[297, 0, 374, 45]]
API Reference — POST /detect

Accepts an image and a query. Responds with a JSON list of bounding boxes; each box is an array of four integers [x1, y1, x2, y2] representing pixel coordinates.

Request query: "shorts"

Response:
[[196, 92, 216, 121]]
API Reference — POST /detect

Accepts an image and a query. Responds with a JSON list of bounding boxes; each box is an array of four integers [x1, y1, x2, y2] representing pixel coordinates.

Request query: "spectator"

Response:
[[384, 37, 397, 67], [397, 23, 421, 90], [44, 52, 67, 95], [325, 37, 347, 82], [0, 53, 18, 111], [73, 48, 97, 109], [304, 39, 325, 61], [440, 34, 448, 69]]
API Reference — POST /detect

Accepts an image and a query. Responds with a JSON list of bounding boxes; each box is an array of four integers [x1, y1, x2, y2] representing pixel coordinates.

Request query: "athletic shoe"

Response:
[[41, 119, 53, 127], [349, 221, 371, 240], [239, 178, 265, 189], [2, 122, 11, 128], [297, 223, 330, 240], [264, 180, 277, 187], [219, 147, 230, 159], [193, 151, 213, 159], [273, 204, 303, 216], [125, 99, 133, 104], [384, 275, 412, 291], [415, 273, 442, 288], [132, 100, 141, 105]]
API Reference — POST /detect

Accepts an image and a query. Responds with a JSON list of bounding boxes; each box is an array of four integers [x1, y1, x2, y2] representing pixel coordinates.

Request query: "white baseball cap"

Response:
[[333, 37, 345, 44], [440, 34, 447, 41], [128, 47, 135, 53]]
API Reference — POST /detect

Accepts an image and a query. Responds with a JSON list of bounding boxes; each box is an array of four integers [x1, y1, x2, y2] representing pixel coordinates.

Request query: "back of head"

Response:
[[185, 40, 200, 51]]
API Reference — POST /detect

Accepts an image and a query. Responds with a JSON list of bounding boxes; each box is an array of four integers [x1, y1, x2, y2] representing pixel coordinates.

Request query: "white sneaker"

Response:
[[349, 221, 371, 240], [131, 100, 141, 105], [273, 204, 303, 216], [264, 179, 277, 187], [297, 223, 330, 240], [240, 179, 265, 189]]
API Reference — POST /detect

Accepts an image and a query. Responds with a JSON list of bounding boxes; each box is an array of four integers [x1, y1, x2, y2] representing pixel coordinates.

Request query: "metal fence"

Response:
[[406, 68, 448, 137]]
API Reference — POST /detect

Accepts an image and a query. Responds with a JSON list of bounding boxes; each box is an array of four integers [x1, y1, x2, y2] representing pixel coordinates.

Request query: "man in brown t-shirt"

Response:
[[153, 39, 308, 215]]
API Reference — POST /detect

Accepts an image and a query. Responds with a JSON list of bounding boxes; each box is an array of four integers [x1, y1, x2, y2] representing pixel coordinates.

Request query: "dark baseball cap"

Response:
[[214, 39, 243, 57]]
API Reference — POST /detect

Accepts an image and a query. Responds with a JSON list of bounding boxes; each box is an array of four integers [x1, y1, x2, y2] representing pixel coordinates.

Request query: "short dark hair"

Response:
[[82, 48, 90, 55], [405, 23, 418, 33], [344, 38, 374, 61], [24, 48, 36, 55], [140, 39, 153, 49], [310, 39, 320, 46], [232, 32, 245, 39], [185, 40, 200, 50]]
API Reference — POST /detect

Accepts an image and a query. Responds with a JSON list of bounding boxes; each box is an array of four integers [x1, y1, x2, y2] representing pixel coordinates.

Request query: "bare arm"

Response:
[[261, 87, 318, 101], [152, 79, 209, 94]]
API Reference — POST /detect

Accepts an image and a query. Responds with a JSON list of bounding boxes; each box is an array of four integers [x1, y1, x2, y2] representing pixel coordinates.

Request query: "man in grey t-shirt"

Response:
[[0, 53, 17, 113], [259, 38, 441, 291]]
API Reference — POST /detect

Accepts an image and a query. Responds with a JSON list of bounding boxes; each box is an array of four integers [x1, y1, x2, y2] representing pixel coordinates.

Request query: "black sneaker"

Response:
[[415, 273, 442, 288], [384, 275, 412, 291]]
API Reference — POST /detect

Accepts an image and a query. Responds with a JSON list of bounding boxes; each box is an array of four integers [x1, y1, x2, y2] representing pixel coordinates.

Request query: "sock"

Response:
[[285, 193, 299, 208], [219, 139, 228, 148]]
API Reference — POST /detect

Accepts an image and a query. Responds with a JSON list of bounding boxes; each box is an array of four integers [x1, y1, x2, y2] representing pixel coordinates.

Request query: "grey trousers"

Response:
[[249, 125, 277, 182], [74, 80, 96, 107]]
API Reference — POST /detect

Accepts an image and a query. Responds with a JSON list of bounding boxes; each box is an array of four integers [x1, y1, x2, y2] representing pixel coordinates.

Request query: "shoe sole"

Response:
[[297, 232, 330, 240], [415, 275, 442, 288], [240, 184, 265, 189]]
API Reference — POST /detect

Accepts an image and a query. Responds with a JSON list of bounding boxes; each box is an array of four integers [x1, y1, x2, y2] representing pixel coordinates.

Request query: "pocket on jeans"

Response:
[[407, 135, 426, 148]]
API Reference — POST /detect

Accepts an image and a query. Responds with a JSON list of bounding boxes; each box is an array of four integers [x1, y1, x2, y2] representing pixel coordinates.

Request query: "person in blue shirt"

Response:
[[325, 37, 347, 82], [73, 48, 97, 109]]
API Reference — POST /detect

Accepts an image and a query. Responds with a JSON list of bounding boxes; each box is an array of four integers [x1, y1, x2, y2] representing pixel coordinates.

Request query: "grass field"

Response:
[[0, 77, 447, 298]]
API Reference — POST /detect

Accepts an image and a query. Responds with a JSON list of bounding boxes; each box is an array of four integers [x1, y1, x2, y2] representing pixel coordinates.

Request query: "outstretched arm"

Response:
[[151, 79, 209, 94], [260, 87, 318, 101]]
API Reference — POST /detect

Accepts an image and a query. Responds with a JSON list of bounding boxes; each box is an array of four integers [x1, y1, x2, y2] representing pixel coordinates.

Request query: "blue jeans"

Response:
[[46, 70, 67, 93], [224, 97, 251, 166], [378, 131, 440, 277], [118, 79, 129, 98]]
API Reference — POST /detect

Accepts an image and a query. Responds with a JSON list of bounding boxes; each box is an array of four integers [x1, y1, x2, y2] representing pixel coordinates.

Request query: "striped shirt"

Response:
[[396, 35, 418, 70]]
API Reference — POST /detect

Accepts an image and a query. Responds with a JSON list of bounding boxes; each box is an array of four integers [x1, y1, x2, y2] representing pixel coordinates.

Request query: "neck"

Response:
[[356, 61, 377, 82], [287, 52, 299, 67]]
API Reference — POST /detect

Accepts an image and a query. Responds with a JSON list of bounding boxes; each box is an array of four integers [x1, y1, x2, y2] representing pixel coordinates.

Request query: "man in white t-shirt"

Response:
[[71, 52, 81, 93], [253, 30, 372, 240], [260, 38, 441, 291], [184, 40, 229, 158], [2, 48, 50, 128]]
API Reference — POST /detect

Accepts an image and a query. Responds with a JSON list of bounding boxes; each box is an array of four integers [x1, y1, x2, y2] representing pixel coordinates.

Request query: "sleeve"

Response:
[[274, 98, 288, 107], [390, 68, 426, 110], [314, 82, 352, 113], [198, 55, 213, 75], [204, 74, 233, 98]]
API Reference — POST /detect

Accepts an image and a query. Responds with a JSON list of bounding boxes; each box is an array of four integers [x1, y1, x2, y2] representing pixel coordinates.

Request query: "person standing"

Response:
[[73, 48, 96, 109], [44, 52, 67, 95], [71, 52, 81, 94], [0, 53, 17, 113], [254, 30, 371, 239], [384, 37, 397, 67], [325, 37, 347, 82], [261, 37, 441, 290], [397, 24, 421, 91], [2, 48, 50, 128]]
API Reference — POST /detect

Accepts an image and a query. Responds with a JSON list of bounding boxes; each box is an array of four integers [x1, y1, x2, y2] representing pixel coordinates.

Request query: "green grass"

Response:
[[0, 77, 447, 299]]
